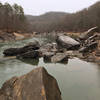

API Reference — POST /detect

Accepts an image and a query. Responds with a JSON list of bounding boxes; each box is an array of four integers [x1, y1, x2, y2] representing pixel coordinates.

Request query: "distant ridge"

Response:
[[26, 12, 67, 24], [26, 1, 100, 32]]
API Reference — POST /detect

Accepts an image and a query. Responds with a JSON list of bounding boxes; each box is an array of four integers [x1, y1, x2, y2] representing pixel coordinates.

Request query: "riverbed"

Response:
[[0, 37, 100, 100]]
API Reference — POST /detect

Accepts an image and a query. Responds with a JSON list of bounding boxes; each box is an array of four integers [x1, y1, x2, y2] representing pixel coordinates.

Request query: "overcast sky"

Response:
[[0, 0, 99, 15]]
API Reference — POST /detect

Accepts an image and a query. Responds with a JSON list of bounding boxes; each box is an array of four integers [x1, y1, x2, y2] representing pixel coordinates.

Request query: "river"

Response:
[[0, 36, 100, 100]]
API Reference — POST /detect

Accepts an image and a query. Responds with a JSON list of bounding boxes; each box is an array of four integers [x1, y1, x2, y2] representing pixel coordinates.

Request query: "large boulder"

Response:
[[56, 35, 80, 50], [0, 67, 62, 100], [3, 40, 40, 56]]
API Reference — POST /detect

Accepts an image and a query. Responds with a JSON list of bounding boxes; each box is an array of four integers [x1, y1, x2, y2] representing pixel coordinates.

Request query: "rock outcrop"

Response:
[[3, 40, 40, 57], [0, 67, 62, 100], [3, 27, 100, 63], [56, 35, 80, 50]]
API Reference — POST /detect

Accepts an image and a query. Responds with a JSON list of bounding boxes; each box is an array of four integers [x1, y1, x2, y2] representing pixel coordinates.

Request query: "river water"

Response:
[[0, 36, 100, 100]]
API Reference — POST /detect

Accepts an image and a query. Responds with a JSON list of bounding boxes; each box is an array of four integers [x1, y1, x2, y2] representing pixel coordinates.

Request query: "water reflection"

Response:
[[18, 58, 39, 65], [43, 58, 68, 64], [0, 54, 100, 100]]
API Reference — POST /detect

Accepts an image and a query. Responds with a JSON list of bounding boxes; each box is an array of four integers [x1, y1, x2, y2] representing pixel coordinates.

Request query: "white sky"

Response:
[[0, 0, 99, 15]]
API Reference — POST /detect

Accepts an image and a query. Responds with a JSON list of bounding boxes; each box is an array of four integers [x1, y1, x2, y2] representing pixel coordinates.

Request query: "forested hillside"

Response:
[[27, 1, 100, 32], [26, 12, 67, 32], [0, 1, 100, 33], [59, 1, 100, 32]]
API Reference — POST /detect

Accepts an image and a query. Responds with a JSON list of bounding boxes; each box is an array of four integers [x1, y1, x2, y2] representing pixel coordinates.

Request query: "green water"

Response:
[[0, 37, 100, 100]]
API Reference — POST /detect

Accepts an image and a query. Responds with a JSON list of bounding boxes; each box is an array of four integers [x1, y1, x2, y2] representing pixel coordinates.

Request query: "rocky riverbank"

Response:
[[3, 26, 100, 64], [0, 31, 35, 42], [1, 26, 100, 100]]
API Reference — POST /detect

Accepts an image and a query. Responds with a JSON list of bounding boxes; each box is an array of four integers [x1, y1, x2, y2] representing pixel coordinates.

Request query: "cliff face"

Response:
[[0, 67, 62, 100]]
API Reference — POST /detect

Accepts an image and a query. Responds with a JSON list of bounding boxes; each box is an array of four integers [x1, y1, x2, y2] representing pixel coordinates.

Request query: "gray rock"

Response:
[[0, 67, 62, 100], [56, 35, 80, 50], [51, 53, 68, 63]]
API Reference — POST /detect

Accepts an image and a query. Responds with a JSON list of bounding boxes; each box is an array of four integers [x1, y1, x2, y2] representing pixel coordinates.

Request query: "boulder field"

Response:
[[3, 26, 100, 63]]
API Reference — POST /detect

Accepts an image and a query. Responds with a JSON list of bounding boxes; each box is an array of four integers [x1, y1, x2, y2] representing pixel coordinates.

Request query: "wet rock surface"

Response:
[[0, 67, 62, 100], [3, 40, 40, 57]]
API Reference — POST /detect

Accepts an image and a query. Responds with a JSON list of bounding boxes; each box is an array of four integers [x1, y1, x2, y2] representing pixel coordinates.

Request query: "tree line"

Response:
[[27, 1, 100, 33], [0, 2, 29, 33], [0, 1, 100, 33], [57, 1, 100, 32]]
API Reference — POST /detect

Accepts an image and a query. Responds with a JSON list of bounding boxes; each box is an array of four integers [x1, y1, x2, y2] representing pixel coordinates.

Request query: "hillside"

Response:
[[59, 1, 100, 32], [26, 12, 67, 23], [26, 12, 68, 32], [26, 1, 100, 33]]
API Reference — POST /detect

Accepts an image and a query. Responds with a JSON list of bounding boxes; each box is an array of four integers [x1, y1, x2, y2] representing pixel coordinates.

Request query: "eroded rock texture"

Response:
[[0, 67, 62, 100]]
